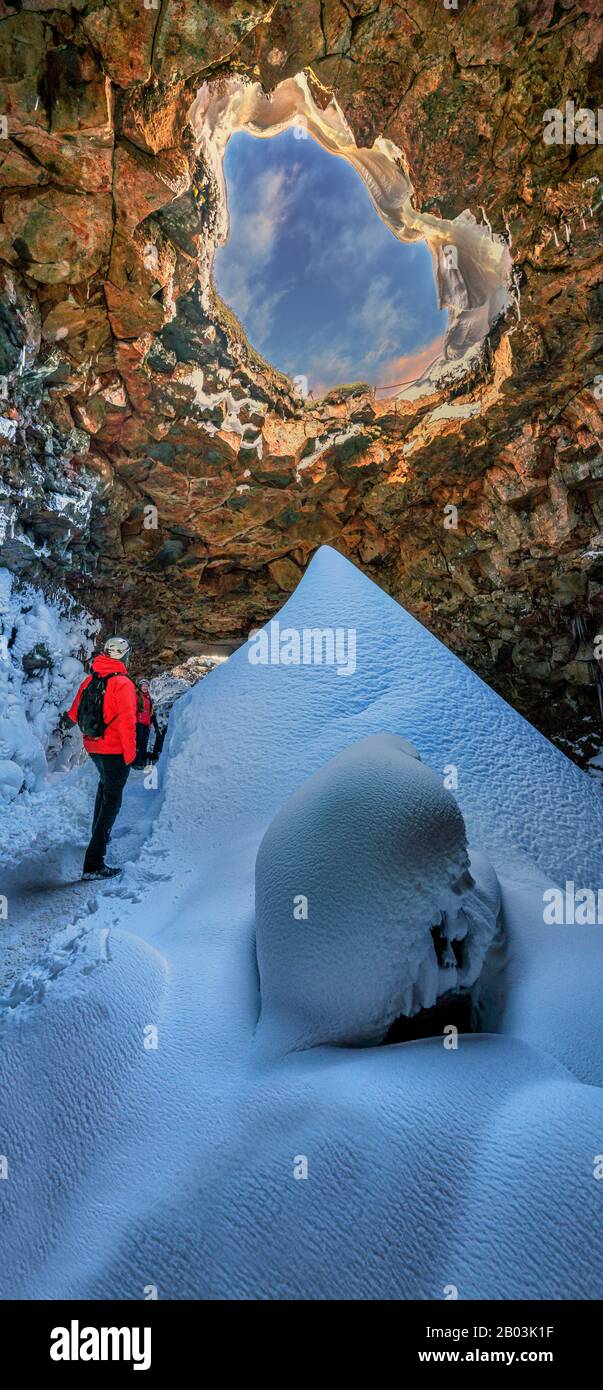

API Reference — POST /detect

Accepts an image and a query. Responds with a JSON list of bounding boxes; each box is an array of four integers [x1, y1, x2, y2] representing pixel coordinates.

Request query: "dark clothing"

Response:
[[134, 722, 151, 768], [133, 688, 160, 767], [83, 752, 131, 872]]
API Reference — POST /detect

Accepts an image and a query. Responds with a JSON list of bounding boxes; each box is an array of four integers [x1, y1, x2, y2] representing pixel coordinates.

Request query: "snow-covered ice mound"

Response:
[[256, 733, 501, 1054], [1, 546, 603, 1300]]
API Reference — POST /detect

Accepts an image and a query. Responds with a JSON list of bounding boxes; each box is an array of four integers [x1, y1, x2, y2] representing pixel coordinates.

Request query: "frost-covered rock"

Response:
[[0, 567, 98, 803], [0, 758, 24, 801], [150, 654, 219, 728], [256, 733, 501, 1053]]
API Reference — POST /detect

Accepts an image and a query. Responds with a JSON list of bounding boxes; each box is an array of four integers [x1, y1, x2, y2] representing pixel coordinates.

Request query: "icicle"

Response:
[[591, 661, 603, 721], [479, 205, 493, 237], [510, 270, 522, 324], [572, 612, 590, 644]]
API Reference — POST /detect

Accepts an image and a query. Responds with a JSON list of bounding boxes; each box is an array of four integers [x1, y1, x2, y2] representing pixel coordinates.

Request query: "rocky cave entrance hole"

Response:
[[213, 126, 448, 399], [190, 73, 513, 403]]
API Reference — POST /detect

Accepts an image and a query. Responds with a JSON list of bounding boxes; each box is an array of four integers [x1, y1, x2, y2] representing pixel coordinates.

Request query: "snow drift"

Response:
[[255, 732, 501, 1055], [1, 546, 603, 1300]]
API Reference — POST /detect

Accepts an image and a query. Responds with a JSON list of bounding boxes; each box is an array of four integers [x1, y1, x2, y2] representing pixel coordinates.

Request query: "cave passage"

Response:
[[213, 128, 448, 397]]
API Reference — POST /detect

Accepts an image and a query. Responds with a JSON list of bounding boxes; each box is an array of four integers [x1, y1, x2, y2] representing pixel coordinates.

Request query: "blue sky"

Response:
[[214, 129, 447, 396]]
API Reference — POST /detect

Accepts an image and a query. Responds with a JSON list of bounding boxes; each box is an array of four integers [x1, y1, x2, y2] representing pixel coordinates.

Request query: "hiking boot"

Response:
[[82, 863, 121, 881]]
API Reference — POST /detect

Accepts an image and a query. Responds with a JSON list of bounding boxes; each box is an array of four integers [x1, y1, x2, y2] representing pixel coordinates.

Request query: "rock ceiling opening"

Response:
[[213, 125, 448, 397], [192, 73, 514, 396]]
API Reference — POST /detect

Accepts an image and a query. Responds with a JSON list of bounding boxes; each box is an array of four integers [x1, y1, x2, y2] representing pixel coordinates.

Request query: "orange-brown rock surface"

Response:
[[0, 0, 601, 759]]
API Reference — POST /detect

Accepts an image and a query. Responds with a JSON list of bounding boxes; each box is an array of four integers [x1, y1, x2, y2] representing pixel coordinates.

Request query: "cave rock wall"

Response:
[[0, 0, 601, 753]]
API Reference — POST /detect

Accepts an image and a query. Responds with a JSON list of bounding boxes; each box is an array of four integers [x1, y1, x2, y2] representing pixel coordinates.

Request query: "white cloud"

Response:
[[218, 159, 301, 346], [302, 344, 357, 393], [242, 168, 288, 260], [249, 283, 292, 347]]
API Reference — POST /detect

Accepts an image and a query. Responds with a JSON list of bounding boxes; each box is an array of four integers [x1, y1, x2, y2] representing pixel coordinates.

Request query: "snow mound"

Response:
[[256, 733, 501, 1053], [1, 546, 603, 1300]]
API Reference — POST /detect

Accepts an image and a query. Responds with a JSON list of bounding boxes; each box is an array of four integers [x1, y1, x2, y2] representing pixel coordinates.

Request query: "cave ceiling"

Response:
[[0, 0, 602, 751]]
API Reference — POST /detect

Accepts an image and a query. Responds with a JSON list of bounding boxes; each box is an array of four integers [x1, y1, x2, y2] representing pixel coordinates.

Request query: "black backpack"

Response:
[[77, 672, 117, 739]]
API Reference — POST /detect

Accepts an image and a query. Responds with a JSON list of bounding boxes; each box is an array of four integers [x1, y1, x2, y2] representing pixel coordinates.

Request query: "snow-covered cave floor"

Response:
[[2, 546, 603, 1301], [0, 762, 160, 1000]]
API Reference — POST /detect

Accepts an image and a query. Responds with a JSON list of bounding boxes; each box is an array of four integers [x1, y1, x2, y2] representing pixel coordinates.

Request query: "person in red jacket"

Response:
[[133, 679, 160, 769], [67, 635, 137, 879]]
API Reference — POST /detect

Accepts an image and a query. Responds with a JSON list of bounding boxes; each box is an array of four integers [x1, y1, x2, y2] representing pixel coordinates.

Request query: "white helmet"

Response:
[[104, 635, 131, 661]]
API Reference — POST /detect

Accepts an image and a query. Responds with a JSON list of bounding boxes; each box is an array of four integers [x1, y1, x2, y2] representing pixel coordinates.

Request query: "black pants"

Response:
[[84, 753, 131, 871], [133, 723, 150, 768]]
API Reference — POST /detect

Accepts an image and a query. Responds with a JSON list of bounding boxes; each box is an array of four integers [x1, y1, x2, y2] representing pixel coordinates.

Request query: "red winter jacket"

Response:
[[137, 691, 153, 726], [68, 654, 137, 765]]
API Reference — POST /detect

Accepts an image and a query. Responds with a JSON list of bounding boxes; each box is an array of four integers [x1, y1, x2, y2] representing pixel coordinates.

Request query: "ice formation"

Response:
[[0, 567, 97, 804], [255, 733, 501, 1055]]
